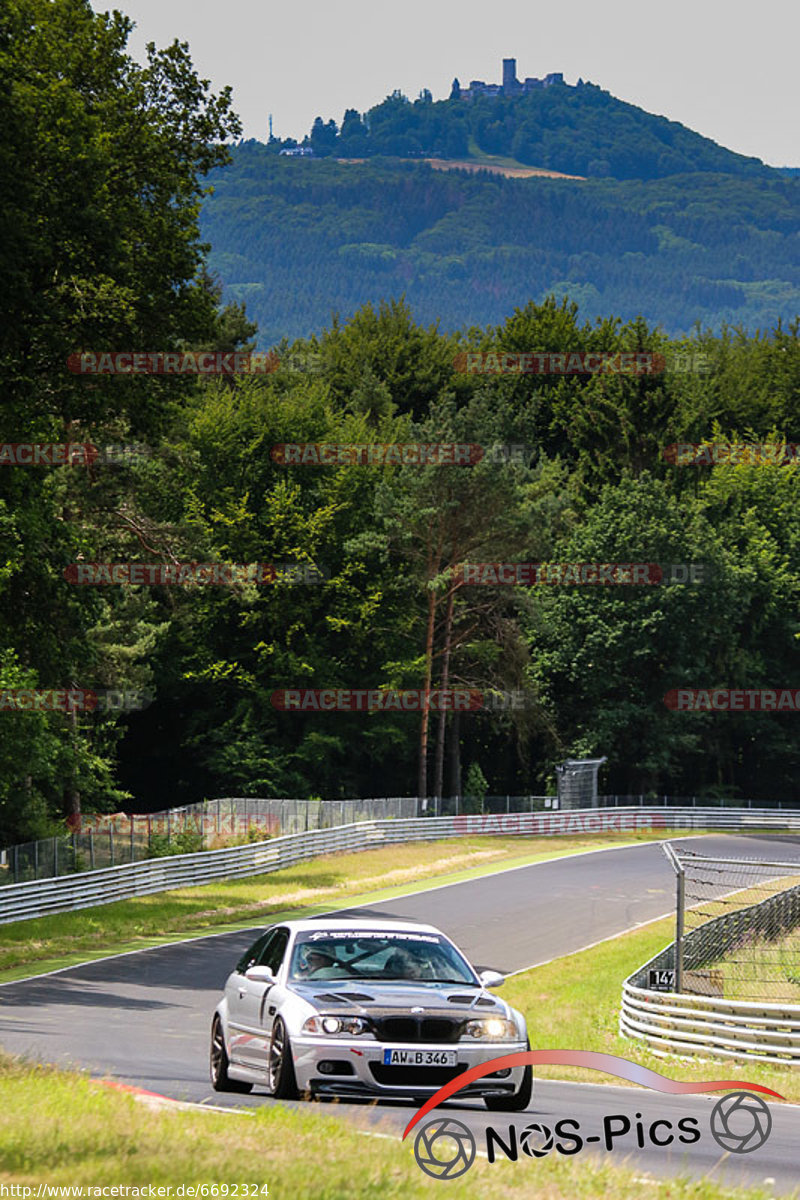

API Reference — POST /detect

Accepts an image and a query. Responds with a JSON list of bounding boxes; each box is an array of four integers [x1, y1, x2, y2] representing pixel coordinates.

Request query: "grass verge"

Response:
[[0, 1052, 778, 1198], [0, 830, 679, 983]]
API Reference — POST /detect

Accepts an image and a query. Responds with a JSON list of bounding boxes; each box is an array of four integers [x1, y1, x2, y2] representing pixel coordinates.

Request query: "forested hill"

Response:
[[201, 146, 800, 342], [274, 80, 771, 181]]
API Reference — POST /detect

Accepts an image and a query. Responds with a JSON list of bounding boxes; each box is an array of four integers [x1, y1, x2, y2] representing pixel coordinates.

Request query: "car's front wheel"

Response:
[[267, 1017, 299, 1100], [484, 1041, 532, 1112], [210, 1016, 253, 1093]]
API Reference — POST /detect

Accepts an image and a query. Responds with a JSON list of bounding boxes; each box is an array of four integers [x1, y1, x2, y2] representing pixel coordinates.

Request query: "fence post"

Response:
[[675, 862, 685, 993], [89, 829, 95, 870], [72, 832, 77, 872], [34, 839, 38, 880], [109, 829, 115, 867], [53, 836, 58, 876], [14, 843, 18, 883]]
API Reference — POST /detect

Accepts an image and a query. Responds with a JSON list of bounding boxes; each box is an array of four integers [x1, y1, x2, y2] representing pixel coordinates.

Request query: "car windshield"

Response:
[[288, 929, 477, 984]]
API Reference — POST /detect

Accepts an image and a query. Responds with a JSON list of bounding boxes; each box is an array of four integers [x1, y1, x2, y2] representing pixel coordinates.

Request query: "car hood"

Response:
[[291, 980, 511, 1018]]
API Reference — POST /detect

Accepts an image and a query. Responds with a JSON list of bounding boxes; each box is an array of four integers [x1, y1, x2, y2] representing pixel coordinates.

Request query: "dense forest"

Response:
[[274, 81, 770, 181], [1, 0, 799, 847], [201, 148, 800, 340]]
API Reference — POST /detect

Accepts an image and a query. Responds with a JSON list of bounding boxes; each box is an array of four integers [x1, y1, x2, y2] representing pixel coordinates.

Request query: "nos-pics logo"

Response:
[[404, 1051, 782, 1181]]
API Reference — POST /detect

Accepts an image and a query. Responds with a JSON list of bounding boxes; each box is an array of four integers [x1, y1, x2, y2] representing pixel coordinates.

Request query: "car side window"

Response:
[[260, 928, 289, 975], [236, 931, 275, 975]]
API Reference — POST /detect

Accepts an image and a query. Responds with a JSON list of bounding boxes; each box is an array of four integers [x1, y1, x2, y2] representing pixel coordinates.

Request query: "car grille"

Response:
[[369, 1063, 465, 1086], [373, 1016, 460, 1043]]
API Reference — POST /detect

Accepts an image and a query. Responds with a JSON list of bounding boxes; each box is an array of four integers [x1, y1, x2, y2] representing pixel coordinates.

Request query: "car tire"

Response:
[[268, 1017, 299, 1100], [210, 1016, 253, 1093], [484, 1040, 532, 1112]]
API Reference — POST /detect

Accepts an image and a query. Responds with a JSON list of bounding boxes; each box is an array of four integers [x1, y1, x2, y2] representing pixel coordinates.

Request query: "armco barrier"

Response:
[[621, 975, 800, 1065], [1, 806, 799, 926]]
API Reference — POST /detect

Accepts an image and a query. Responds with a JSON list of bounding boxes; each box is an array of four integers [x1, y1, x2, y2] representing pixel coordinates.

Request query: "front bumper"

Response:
[[291, 1036, 528, 1099]]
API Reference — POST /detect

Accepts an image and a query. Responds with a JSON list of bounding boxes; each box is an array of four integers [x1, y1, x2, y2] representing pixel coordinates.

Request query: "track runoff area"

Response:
[[2, 831, 799, 1193]]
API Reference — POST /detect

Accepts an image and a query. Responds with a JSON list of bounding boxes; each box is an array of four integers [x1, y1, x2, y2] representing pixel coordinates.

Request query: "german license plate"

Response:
[[383, 1049, 457, 1066]]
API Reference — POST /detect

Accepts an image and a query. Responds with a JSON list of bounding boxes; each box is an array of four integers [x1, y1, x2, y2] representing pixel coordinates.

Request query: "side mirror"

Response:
[[479, 970, 505, 989], [245, 965, 275, 983]]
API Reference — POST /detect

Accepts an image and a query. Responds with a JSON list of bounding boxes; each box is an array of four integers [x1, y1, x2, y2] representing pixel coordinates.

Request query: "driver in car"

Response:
[[297, 946, 340, 978]]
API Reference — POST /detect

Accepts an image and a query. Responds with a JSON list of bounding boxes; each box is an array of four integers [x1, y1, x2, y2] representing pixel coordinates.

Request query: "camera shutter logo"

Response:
[[710, 1092, 772, 1153], [520, 1122, 554, 1157], [413, 1117, 476, 1179]]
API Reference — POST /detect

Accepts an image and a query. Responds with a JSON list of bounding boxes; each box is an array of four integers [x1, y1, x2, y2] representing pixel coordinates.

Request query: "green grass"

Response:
[[465, 135, 531, 169], [0, 1052, 781, 1198], [713, 925, 800, 1002], [0, 830, 679, 983]]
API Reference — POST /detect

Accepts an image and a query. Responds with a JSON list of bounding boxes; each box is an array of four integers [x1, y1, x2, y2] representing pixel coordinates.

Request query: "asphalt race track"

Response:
[[2, 833, 799, 1193]]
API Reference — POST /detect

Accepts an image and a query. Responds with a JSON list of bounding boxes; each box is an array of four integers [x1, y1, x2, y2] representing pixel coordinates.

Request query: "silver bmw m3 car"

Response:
[[210, 917, 531, 1110]]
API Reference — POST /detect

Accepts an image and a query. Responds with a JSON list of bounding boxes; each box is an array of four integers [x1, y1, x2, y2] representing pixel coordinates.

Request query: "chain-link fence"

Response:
[[425, 795, 557, 816], [599, 795, 797, 808], [4, 794, 799, 888], [667, 845, 800, 1002], [0, 797, 419, 886]]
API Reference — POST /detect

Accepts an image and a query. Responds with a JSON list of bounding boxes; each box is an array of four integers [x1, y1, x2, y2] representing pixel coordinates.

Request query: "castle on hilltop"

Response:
[[453, 58, 565, 101]]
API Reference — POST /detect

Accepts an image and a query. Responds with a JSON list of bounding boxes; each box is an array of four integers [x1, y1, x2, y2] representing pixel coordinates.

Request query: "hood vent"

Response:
[[447, 994, 498, 1006], [314, 991, 375, 1004]]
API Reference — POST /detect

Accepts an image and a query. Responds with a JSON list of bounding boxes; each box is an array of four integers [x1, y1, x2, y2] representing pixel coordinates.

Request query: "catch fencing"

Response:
[[621, 842, 800, 1063], [0, 797, 418, 886], [4, 793, 796, 886], [2, 805, 800, 927]]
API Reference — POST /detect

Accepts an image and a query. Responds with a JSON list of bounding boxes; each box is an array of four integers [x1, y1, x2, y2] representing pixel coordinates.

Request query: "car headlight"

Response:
[[462, 1017, 518, 1040], [302, 1015, 370, 1036]]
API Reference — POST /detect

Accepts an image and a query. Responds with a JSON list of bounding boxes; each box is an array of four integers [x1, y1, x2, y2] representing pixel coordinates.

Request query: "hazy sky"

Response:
[[93, 0, 799, 167]]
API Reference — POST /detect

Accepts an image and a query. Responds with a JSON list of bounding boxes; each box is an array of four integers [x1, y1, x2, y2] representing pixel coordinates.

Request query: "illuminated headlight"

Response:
[[301, 1015, 369, 1036], [462, 1017, 517, 1040]]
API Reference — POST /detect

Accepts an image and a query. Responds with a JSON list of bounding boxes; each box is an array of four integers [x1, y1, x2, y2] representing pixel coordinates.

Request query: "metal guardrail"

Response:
[[2, 804, 800, 928], [621, 976, 800, 1065], [0, 817, 454, 925]]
